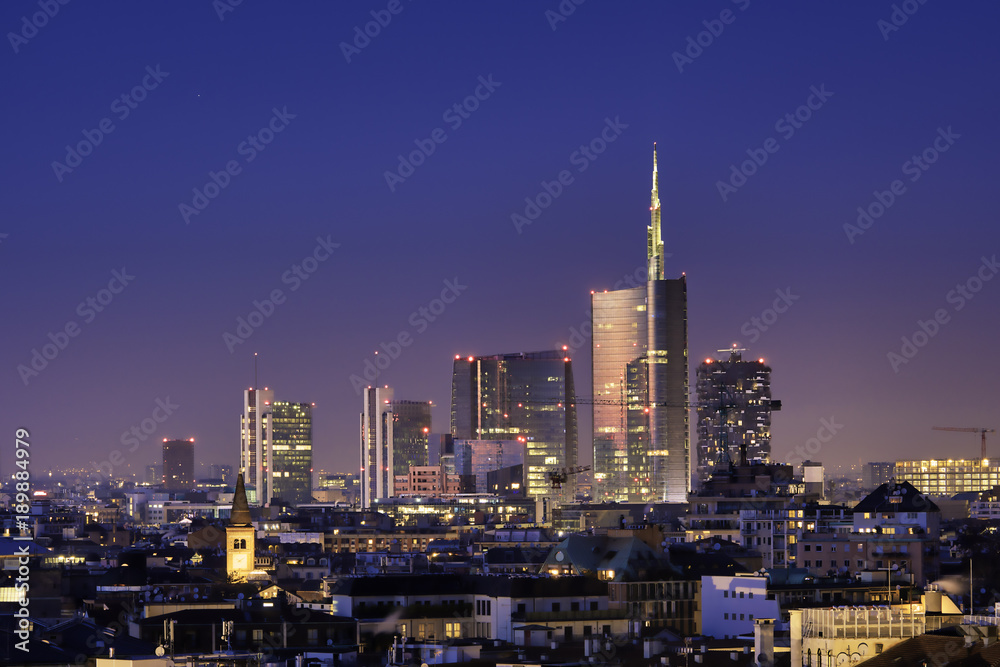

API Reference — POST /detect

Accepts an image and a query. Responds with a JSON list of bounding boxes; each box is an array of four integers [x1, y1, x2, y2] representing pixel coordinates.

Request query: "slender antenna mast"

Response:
[[254, 352, 258, 390]]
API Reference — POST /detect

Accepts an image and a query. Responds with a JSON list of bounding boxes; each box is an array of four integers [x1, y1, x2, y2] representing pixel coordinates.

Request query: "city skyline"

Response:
[[4, 3, 1000, 478]]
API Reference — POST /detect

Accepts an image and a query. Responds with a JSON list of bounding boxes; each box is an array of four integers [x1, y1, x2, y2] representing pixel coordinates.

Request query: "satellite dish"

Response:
[[155, 647, 165, 657]]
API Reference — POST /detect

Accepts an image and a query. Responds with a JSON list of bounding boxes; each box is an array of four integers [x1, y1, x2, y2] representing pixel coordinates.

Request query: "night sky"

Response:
[[4, 1, 1000, 480]]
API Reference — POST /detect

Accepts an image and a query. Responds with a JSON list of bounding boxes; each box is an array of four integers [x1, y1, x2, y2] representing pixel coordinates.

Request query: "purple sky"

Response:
[[3, 1, 1000, 480]]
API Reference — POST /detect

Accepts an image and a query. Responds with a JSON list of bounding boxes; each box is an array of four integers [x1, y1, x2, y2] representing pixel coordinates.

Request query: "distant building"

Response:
[[210, 464, 233, 483], [451, 351, 577, 502], [592, 146, 688, 503], [240, 386, 274, 505], [360, 386, 432, 507], [695, 349, 773, 486], [144, 464, 162, 486], [802, 460, 825, 499], [863, 461, 895, 489], [393, 464, 464, 497], [270, 401, 313, 505], [427, 433, 454, 465], [894, 458, 1000, 496], [454, 439, 526, 493], [162, 438, 194, 491]]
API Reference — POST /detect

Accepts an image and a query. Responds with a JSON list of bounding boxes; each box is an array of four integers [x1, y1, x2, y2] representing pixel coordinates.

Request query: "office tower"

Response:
[[361, 386, 392, 508], [360, 387, 432, 507], [162, 438, 194, 491], [270, 401, 313, 506], [454, 439, 526, 493], [450, 351, 578, 501], [695, 349, 773, 486], [240, 387, 274, 505], [427, 433, 454, 465], [390, 399, 432, 482], [592, 145, 689, 503]]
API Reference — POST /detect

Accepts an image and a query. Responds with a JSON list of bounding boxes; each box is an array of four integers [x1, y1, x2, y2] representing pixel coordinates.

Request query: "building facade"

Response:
[[863, 461, 895, 490], [240, 386, 274, 505], [454, 439, 526, 493], [695, 349, 772, 486], [270, 401, 313, 505], [360, 387, 432, 507], [894, 458, 1000, 496], [162, 438, 194, 491], [592, 146, 688, 503], [450, 351, 578, 502]]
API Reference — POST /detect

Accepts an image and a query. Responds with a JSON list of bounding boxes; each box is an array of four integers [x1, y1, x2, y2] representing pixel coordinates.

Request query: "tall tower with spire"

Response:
[[591, 143, 689, 503], [647, 143, 665, 281]]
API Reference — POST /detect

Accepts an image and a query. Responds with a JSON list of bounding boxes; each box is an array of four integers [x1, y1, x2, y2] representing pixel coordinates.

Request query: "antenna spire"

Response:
[[647, 143, 665, 280]]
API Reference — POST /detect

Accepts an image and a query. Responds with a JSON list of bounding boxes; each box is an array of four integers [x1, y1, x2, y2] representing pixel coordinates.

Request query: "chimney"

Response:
[[755, 618, 776, 666]]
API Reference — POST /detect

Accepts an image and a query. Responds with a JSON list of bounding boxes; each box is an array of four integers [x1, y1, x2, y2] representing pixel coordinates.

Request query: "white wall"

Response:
[[701, 575, 780, 639]]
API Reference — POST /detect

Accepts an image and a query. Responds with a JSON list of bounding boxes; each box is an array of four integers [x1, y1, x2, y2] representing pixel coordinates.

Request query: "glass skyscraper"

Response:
[[592, 145, 689, 503], [360, 386, 431, 507], [450, 351, 578, 501], [270, 401, 313, 506]]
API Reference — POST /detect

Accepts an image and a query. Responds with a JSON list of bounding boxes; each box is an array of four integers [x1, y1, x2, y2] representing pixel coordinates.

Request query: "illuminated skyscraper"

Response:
[[695, 349, 773, 486], [592, 144, 689, 503], [270, 401, 313, 505], [162, 438, 194, 491], [360, 386, 432, 507], [450, 351, 578, 501], [240, 387, 273, 505]]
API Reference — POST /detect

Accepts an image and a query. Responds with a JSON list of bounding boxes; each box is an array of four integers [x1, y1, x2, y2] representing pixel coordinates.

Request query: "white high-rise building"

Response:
[[361, 386, 394, 508], [240, 387, 273, 506]]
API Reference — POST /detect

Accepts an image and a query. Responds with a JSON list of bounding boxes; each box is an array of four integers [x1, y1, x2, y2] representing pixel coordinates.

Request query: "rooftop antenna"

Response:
[[254, 352, 258, 390]]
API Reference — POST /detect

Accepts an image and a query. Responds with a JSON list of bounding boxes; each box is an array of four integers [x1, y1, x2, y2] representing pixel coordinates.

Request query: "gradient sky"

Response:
[[4, 1, 1000, 480]]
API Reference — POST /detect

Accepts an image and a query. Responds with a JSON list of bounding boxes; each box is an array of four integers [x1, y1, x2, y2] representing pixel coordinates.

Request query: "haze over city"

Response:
[[4, 1, 1000, 477]]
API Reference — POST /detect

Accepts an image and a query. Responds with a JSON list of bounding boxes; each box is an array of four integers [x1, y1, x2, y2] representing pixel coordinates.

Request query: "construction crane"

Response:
[[932, 426, 996, 458], [549, 465, 591, 489]]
